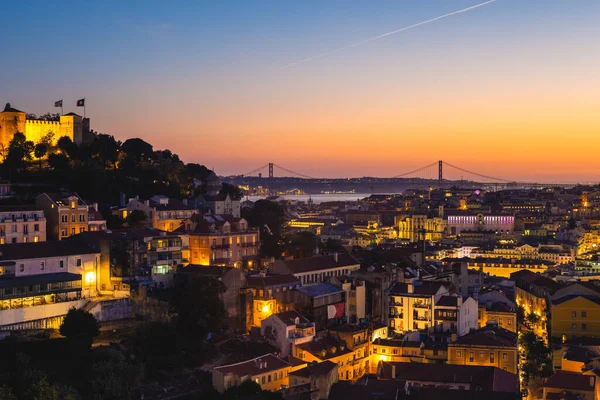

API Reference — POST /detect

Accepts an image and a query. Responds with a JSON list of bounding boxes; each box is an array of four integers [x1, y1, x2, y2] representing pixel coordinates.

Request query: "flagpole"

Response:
[[84, 98, 86, 118]]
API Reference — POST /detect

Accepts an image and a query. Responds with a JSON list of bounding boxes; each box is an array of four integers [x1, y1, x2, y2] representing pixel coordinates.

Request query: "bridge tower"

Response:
[[438, 160, 443, 186], [268, 163, 274, 196]]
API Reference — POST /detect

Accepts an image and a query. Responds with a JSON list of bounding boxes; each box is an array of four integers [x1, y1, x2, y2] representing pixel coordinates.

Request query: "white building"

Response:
[[270, 253, 360, 286], [261, 310, 315, 357], [446, 212, 514, 235], [0, 205, 47, 244]]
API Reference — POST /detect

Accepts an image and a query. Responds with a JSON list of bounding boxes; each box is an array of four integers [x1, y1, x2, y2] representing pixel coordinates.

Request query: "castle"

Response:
[[0, 103, 90, 152]]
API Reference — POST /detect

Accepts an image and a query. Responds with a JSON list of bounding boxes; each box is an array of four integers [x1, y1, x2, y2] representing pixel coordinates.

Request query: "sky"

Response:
[[1, 0, 599, 182]]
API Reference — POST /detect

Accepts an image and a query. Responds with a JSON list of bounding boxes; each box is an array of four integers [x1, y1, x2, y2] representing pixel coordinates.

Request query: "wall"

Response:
[[551, 296, 600, 341], [0, 111, 26, 154], [448, 345, 518, 374], [0, 299, 88, 327]]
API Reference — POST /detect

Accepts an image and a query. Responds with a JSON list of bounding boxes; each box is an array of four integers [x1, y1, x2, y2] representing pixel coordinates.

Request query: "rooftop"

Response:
[[213, 353, 290, 377], [275, 253, 359, 274], [273, 310, 311, 326], [296, 283, 344, 298], [544, 371, 595, 392], [289, 360, 337, 378], [0, 240, 99, 261], [449, 325, 517, 348]]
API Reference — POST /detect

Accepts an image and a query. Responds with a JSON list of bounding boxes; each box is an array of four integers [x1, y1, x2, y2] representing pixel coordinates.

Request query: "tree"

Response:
[[34, 143, 48, 170], [242, 200, 285, 258], [56, 136, 78, 159], [126, 210, 148, 228], [3, 132, 34, 174], [89, 347, 144, 399], [284, 231, 319, 258], [122, 138, 153, 163], [220, 182, 244, 200], [59, 307, 100, 347], [221, 380, 283, 400], [172, 276, 227, 340], [90, 134, 120, 169], [133, 322, 182, 378], [24, 378, 78, 400]]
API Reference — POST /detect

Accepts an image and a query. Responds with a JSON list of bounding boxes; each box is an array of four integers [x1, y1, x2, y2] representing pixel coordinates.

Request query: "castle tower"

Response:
[[0, 103, 26, 152], [59, 113, 84, 144]]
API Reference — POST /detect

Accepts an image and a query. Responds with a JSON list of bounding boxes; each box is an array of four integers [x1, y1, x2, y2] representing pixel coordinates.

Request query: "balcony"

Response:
[[212, 258, 230, 265], [414, 315, 430, 321], [211, 244, 230, 250], [413, 302, 430, 309], [241, 242, 259, 248], [389, 313, 403, 319]]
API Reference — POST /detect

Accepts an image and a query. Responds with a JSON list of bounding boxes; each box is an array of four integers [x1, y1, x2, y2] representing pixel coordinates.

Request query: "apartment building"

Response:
[[212, 353, 293, 393], [36, 193, 90, 240], [447, 323, 518, 374], [0, 205, 46, 244], [270, 253, 360, 286], [261, 310, 315, 357], [244, 273, 301, 330], [185, 215, 259, 269], [0, 240, 101, 329]]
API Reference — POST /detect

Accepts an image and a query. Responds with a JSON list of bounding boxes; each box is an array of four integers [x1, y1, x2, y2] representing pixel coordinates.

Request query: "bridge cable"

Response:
[[390, 161, 439, 179]]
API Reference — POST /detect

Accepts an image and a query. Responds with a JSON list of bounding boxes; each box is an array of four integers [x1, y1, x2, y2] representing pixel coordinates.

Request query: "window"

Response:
[[508, 319, 512, 326], [572, 311, 577, 318], [62, 215, 68, 223], [23, 236, 27, 243], [469, 352, 474, 362], [71, 215, 76, 223], [572, 323, 577, 330], [71, 201, 76, 209], [479, 351, 484, 358], [490, 353, 495, 363], [61, 229, 67, 237], [79, 214, 85, 222], [267, 375, 271, 383], [76, 259, 82, 267], [11, 225, 17, 233], [261, 376, 265, 384], [34, 224, 39, 232], [19, 264, 24, 272], [40, 262, 44, 271], [71, 228, 75, 235], [60, 260, 64, 268], [11, 238, 16, 244], [582, 324, 587, 331], [80, 227, 85, 233], [502, 353, 507, 360], [582, 311, 587, 319]]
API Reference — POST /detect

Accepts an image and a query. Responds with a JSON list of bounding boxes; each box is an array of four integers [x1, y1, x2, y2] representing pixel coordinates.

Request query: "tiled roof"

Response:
[[276, 253, 359, 274], [552, 294, 600, 306], [273, 310, 310, 326], [289, 360, 337, 378], [0, 240, 99, 261], [151, 198, 194, 211], [436, 295, 459, 307], [388, 281, 449, 296], [449, 326, 517, 348], [0, 205, 42, 212], [544, 371, 595, 392], [214, 353, 290, 376], [245, 273, 300, 288], [296, 336, 352, 360]]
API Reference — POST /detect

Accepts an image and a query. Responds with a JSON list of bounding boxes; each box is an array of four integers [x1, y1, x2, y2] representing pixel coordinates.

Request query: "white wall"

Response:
[[0, 299, 88, 327], [458, 297, 479, 336]]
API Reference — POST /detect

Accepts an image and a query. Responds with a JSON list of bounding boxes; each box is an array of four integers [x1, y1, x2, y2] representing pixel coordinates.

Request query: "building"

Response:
[[329, 324, 371, 379], [447, 323, 518, 374], [293, 335, 358, 382], [387, 281, 478, 336], [293, 283, 346, 331], [376, 362, 519, 393], [0, 240, 101, 329], [329, 275, 366, 323], [261, 310, 315, 357], [551, 295, 600, 342], [270, 253, 360, 286], [370, 338, 448, 372], [395, 214, 446, 242], [74, 228, 189, 290], [0, 205, 46, 244], [178, 265, 246, 321], [212, 353, 292, 393], [288, 360, 339, 400], [36, 193, 90, 240], [443, 257, 552, 278], [244, 273, 301, 330], [126, 195, 196, 232], [185, 215, 259, 268], [542, 371, 596, 400], [446, 211, 515, 236], [478, 301, 517, 333], [195, 193, 241, 218], [87, 203, 107, 232], [0, 103, 87, 151]]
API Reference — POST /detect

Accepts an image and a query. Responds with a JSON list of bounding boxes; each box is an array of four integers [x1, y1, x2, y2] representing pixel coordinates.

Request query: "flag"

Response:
[[76, 98, 85, 107], [54, 100, 63, 108]]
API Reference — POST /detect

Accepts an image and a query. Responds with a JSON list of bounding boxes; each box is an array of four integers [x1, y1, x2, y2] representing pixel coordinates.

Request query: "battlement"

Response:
[[26, 120, 61, 126]]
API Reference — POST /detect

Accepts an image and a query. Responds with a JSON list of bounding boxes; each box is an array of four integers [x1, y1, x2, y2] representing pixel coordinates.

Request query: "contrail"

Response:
[[283, 0, 499, 68]]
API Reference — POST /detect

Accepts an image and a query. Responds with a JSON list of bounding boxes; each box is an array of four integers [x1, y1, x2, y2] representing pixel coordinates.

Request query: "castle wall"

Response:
[[0, 111, 26, 152], [24, 120, 64, 144]]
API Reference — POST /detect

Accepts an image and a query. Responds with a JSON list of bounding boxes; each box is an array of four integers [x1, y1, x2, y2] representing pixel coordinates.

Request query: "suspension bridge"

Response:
[[234, 160, 570, 195]]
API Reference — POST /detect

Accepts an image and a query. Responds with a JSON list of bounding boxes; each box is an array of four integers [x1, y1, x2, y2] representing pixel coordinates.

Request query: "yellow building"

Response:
[[551, 295, 600, 341], [447, 324, 518, 374], [370, 338, 447, 373], [478, 303, 517, 333], [36, 193, 91, 240], [294, 335, 364, 382], [212, 353, 293, 393], [0, 103, 86, 153]]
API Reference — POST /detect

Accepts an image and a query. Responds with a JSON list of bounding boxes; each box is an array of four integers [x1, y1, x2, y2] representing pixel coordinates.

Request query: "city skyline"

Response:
[[3, 0, 600, 181]]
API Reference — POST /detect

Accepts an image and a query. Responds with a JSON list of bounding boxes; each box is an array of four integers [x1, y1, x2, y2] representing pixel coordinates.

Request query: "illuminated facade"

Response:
[[0, 103, 86, 155], [0, 205, 46, 244], [551, 295, 600, 341], [294, 335, 363, 382], [212, 353, 293, 393], [261, 310, 315, 357], [447, 324, 518, 375], [244, 273, 301, 331], [0, 240, 101, 329], [36, 193, 90, 240], [446, 212, 514, 235], [127, 195, 196, 232], [395, 214, 446, 242]]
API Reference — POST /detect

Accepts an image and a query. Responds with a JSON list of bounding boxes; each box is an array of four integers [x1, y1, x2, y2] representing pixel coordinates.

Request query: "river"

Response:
[[247, 193, 395, 204]]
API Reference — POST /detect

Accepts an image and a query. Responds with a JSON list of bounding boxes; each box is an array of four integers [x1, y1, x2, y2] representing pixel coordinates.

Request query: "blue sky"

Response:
[[1, 1, 599, 180]]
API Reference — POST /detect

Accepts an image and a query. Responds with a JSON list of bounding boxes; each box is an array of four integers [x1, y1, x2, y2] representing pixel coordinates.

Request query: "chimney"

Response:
[[334, 252, 339, 263]]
